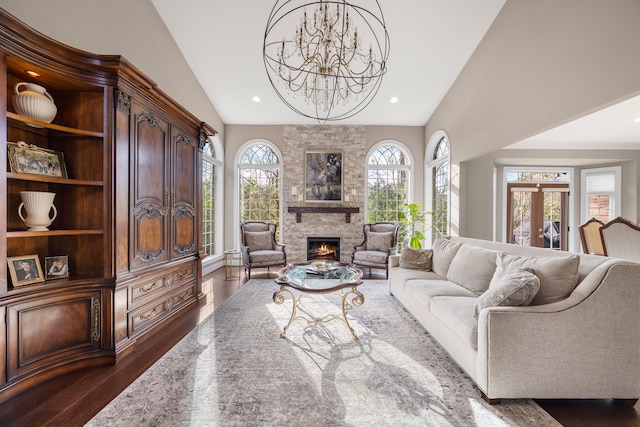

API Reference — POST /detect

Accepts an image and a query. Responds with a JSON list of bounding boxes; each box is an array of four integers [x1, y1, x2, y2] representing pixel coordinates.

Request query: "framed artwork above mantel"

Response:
[[304, 150, 343, 202]]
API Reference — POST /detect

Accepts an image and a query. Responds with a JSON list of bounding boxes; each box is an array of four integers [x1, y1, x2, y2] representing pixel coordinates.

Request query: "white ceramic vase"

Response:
[[18, 191, 58, 231], [12, 82, 57, 123]]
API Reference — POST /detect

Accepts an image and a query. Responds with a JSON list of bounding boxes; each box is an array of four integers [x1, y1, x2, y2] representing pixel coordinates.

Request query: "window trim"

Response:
[[364, 140, 414, 224], [201, 134, 224, 276], [426, 131, 450, 245], [234, 139, 284, 248], [580, 166, 621, 223]]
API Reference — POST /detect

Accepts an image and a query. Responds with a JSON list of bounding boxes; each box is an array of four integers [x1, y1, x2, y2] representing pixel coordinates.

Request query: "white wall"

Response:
[[1, 0, 223, 135], [425, 0, 640, 240]]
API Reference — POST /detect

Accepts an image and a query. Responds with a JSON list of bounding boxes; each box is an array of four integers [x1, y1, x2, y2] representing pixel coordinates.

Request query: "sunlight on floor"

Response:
[[198, 276, 215, 322]]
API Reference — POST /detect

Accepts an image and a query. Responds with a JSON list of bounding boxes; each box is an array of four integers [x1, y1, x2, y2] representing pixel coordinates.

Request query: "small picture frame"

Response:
[[7, 141, 68, 178], [305, 150, 343, 202], [7, 255, 45, 287], [45, 255, 69, 280]]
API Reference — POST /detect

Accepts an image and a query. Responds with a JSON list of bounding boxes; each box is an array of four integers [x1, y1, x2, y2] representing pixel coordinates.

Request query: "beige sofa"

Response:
[[388, 236, 640, 403]]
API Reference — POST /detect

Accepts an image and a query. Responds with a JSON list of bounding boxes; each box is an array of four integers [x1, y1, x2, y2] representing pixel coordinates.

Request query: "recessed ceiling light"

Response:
[[390, 97, 398, 104], [634, 117, 640, 122], [252, 96, 261, 103]]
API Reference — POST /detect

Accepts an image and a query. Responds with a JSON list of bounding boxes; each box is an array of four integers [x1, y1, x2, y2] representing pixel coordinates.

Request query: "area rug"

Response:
[[87, 280, 560, 426]]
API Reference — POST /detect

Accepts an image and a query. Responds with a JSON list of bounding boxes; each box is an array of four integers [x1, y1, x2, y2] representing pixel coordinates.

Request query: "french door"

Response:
[[507, 183, 569, 250]]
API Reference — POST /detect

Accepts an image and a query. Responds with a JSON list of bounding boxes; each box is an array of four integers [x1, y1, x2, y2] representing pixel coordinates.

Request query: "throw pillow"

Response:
[[431, 236, 462, 277], [473, 269, 540, 318], [366, 231, 394, 252], [399, 247, 433, 270], [446, 244, 499, 295], [244, 230, 274, 251], [493, 252, 580, 305]]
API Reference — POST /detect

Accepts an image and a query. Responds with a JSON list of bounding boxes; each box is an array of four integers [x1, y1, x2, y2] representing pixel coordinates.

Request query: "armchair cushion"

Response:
[[366, 231, 394, 251], [352, 250, 389, 266], [399, 247, 433, 270], [244, 231, 274, 252], [473, 269, 540, 318]]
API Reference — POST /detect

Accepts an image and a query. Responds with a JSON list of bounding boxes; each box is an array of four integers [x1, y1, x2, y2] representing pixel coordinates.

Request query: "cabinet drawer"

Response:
[[129, 261, 196, 307], [128, 282, 196, 337]]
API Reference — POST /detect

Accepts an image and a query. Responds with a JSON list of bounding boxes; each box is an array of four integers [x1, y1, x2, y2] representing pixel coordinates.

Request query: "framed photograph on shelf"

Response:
[[45, 255, 69, 280], [7, 255, 45, 287], [304, 150, 343, 202], [7, 141, 68, 178]]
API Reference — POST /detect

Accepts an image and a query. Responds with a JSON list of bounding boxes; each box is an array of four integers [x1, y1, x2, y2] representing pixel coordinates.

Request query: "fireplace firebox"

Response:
[[307, 237, 340, 261]]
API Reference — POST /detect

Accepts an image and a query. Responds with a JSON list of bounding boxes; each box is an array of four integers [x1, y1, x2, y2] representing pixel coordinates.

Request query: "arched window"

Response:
[[202, 135, 223, 260], [427, 135, 450, 239], [238, 142, 282, 235], [366, 142, 411, 240]]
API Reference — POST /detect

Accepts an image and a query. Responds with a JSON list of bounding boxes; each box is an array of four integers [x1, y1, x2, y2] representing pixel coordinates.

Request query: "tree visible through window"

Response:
[[238, 143, 281, 235], [367, 143, 410, 242], [431, 137, 449, 239], [202, 139, 217, 257]]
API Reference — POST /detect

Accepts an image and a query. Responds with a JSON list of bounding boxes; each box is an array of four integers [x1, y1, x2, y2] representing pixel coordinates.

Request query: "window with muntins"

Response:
[[431, 137, 449, 239], [202, 139, 216, 257], [366, 143, 410, 239], [238, 143, 281, 235]]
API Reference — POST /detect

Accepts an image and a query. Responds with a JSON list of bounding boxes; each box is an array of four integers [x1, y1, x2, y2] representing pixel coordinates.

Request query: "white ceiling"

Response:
[[150, 0, 506, 126], [507, 95, 640, 150], [151, 0, 640, 150]]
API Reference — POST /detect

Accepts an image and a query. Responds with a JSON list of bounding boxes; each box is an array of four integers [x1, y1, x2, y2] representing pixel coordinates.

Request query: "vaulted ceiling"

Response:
[[151, 0, 640, 150]]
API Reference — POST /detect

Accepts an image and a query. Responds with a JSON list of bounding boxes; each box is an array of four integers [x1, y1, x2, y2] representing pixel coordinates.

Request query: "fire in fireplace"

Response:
[[307, 237, 340, 261]]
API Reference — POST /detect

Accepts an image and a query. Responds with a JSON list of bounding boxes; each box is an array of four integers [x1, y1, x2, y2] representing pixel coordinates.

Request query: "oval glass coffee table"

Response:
[[273, 261, 364, 340]]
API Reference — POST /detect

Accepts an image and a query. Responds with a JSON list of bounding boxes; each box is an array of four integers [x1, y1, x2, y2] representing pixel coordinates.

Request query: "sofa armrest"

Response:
[[389, 254, 400, 268], [476, 261, 640, 399]]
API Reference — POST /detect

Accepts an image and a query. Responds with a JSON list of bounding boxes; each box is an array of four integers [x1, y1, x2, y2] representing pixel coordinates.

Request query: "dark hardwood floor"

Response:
[[0, 267, 637, 427]]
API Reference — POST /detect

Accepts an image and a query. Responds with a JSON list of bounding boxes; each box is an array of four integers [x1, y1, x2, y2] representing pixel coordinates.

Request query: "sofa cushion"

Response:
[[446, 245, 499, 295], [473, 269, 540, 318], [404, 279, 477, 310], [244, 231, 274, 251], [366, 231, 394, 251], [431, 237, 462, 277], [399, 247, 433, 270], [430, 296, 479, 350], [494, 252, 580, 305], [389, 268, 442, 290]]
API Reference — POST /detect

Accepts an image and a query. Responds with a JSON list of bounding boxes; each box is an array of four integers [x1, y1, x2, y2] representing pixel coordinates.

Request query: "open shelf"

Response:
[[7, 112, 104, 137], [7, 172, 103, 186]]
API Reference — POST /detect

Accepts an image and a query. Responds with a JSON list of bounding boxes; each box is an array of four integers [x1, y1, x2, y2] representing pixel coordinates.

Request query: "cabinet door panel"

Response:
[[6, 291, 102, 381], [171, 127, 198, 258], [131, 106, 169, 269]]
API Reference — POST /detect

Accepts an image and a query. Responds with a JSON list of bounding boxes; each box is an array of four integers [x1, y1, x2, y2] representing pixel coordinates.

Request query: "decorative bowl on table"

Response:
[[309, 260, 336, 274]]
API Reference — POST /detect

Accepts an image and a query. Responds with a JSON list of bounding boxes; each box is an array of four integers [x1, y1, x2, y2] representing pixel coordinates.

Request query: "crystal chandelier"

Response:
[[263, 0, 390, 123]]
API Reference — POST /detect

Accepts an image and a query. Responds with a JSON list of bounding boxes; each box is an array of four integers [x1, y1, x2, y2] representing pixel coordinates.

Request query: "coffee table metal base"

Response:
[[272, 285, 365, 340]]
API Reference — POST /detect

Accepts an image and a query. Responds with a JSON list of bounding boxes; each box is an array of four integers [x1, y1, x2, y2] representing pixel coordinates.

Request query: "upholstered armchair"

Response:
[[351, 222, 399, 278], [240, 221, 287, 279]]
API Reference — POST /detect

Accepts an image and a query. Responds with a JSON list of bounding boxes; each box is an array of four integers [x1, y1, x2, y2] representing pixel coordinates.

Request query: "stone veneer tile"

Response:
[[283, 126, 366, 263]]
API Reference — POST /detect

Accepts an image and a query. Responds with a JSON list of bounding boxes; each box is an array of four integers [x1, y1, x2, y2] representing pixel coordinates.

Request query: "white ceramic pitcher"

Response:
[[13, 82, 57, 123], [18, 191, 57, 231]]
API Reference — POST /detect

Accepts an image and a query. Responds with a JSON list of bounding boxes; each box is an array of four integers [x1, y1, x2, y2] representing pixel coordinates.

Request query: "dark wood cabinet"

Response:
[[0, 8, 212, 403]]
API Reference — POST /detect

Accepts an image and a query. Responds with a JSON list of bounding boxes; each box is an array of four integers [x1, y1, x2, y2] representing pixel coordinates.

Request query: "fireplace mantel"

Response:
[[288, 206, 360, 223]]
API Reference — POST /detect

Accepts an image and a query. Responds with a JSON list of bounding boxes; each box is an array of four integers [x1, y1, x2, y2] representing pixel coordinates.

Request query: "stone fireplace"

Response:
[[281, 125, 366, 263], [307, 237, 340, 261]]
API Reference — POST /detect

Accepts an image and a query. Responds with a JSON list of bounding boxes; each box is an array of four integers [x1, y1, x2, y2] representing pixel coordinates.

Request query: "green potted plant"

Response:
[[399, 203, 434, 249]]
